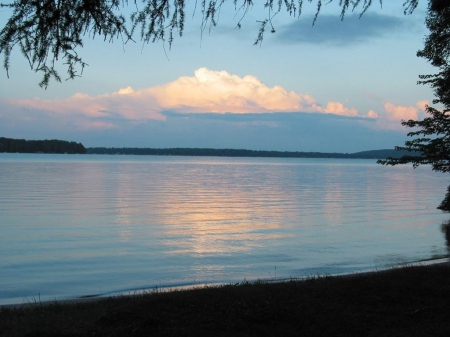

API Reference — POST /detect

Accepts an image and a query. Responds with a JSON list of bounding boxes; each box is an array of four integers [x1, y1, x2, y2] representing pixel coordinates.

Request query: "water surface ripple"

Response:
[[0, 154, 449, 305]]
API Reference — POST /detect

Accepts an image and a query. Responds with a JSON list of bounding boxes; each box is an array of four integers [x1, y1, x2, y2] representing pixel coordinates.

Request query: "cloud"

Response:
[[384, 102, 420, 121], [365, 101, 429, 131], [416, 100, 429, 112], [5, 90, 165, 123], [278, 13, 416, 46], [367, 110, 379, 118], [150, 68, 325, 113], [0, 100, 409, 153], [319, 101, 358, 117], [2, 68, 370, 131]]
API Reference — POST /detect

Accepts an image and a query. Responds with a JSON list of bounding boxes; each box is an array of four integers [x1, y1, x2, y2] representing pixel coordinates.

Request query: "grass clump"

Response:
[[1, 264, 450, 336]]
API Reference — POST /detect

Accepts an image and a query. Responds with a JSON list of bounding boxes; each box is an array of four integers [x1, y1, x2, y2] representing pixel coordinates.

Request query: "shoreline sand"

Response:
[[2, 262, 450, 336], [2, 256, 448, 309]]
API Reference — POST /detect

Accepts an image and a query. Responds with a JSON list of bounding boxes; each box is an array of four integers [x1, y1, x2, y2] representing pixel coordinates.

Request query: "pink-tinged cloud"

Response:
[[318, 101, 358, 117], [76, 120, 119, 130], [365, 101, 429, 131], [367, 110, 379, 118], [4, 89, 166, 126], [2, 68, 378, 131], [416, 100, 429, 112], [147, 68, 367, 117], [384, 102, 419, 121], [147, 68, 325, 113]]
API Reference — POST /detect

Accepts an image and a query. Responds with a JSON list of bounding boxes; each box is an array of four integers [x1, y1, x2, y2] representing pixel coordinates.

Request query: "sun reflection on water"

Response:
[[1, 155, 449, 305]]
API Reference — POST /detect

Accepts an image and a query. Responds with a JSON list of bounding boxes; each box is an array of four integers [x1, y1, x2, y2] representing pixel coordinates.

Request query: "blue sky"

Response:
[[0, 1, 436, 152]]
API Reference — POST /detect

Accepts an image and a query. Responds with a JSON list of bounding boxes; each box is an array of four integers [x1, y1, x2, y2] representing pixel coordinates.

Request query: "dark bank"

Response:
[[1, 263, 450, 337]]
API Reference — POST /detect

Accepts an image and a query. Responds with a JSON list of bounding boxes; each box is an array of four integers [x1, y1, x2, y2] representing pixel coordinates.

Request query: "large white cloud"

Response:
[[148, 68, 323, 113], [2, 68, 372, 130]]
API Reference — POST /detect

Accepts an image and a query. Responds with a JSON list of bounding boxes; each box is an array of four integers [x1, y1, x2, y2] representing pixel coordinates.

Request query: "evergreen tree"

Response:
[[378, 1, 450, 210]]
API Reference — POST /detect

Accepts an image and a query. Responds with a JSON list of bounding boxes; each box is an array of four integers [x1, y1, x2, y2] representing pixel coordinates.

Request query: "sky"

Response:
[[0, 1, 437, 152]]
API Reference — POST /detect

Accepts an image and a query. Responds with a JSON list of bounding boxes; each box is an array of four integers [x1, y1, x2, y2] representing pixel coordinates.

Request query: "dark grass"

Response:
[[1, 264, 450, 336]]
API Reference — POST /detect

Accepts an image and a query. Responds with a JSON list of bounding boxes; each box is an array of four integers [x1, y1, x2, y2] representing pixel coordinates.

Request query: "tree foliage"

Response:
[[378, 1, 450, 210], [0, 137, 86, 153], [0, 0, 129, 88], [0, 0, 420, 88]]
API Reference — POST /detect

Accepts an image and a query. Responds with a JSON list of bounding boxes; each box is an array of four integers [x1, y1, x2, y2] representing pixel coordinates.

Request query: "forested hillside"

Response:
[[0, 137, 86, 154]]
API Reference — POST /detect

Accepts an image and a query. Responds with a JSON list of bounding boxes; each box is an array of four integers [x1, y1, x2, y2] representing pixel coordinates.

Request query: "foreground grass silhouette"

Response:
[[1, 264, 449, 336]]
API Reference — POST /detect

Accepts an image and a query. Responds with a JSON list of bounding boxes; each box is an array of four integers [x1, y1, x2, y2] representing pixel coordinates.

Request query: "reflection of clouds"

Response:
[[379, 167, 420, 225], [323, 167, 344, 227], [160, 196, 287, 255], [60, 159, 295, 257], [323, 184, 343, 228], [155, 164, 293, 256], [115, 165, 136, 243], [5, 155, 449, 295], [42, 159, 447, 262], [313, 164, 441, 232]]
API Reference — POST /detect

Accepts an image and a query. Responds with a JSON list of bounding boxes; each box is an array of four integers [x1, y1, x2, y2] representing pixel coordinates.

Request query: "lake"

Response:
[[0, 153, 449, 305]]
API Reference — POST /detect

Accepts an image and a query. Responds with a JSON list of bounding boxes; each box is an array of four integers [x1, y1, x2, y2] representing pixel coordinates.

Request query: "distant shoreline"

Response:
[[86, 147, 413, 160], [0, 137, 417, 159]]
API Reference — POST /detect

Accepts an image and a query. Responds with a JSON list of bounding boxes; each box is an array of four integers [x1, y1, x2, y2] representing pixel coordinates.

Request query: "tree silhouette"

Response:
[[0, 0, 420, 88], [0, 137, 86, 153], [378, 1, 450, 210]]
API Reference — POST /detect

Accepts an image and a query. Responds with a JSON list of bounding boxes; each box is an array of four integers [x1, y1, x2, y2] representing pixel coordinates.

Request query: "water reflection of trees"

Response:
[[441, 220, 450, 253]]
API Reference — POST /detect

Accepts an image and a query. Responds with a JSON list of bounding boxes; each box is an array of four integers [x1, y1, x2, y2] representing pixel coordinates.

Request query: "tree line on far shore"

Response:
[[0, 137, 415, 159], [0, 137, 86, 154], [87, 147, 413, 160]]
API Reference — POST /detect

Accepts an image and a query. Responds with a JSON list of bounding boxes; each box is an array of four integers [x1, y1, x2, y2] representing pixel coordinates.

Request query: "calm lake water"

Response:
[[1, 153, 449, 305]]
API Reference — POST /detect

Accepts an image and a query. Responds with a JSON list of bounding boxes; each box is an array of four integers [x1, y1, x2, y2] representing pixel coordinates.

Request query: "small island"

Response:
[[0, 137, 86, 154]]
